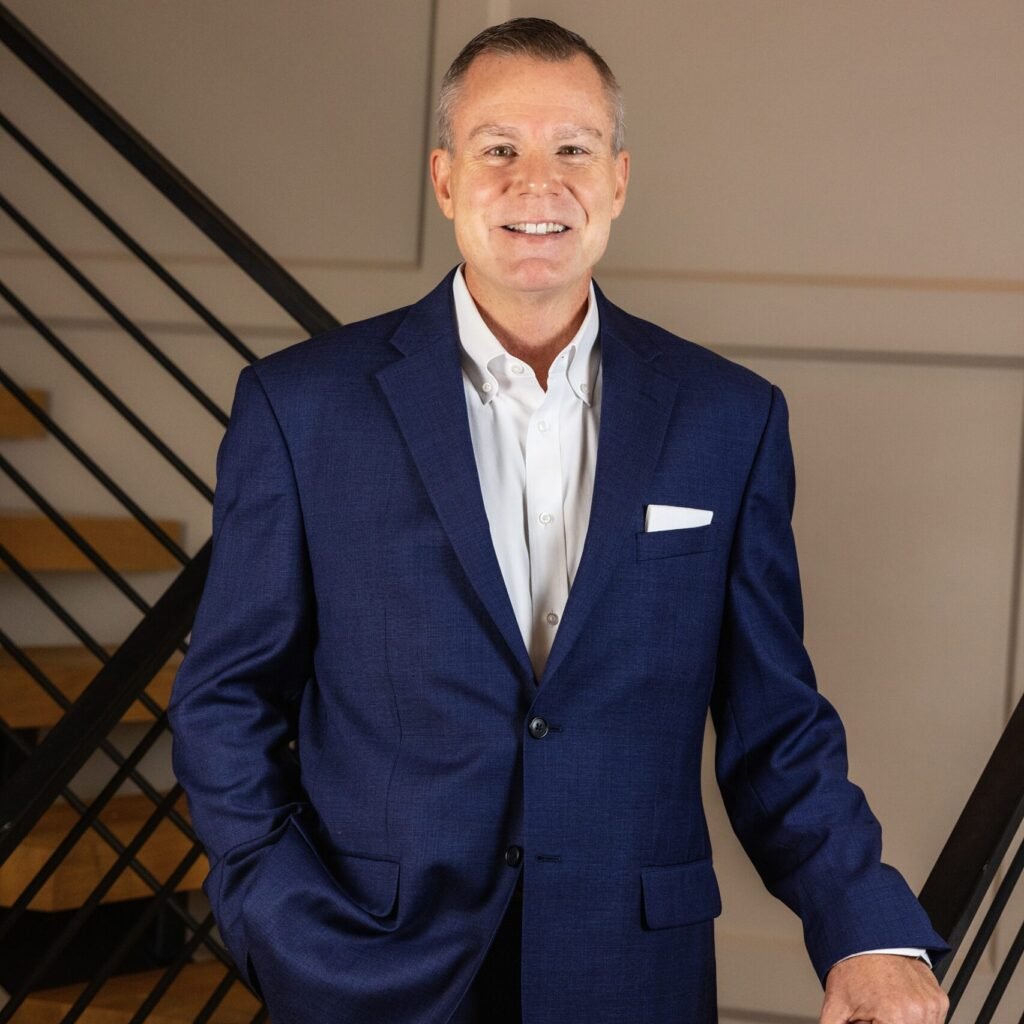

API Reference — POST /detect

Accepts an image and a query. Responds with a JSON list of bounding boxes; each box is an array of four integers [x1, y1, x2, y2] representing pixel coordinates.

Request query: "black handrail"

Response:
[[0, 714, 220, 963], [0, 190, 230, 428], [0, 242, 218, 499], [123, 913, 219, 1024], [0, 362, 191, 561], [0, 785, 201, 1020], [0, 638, 195, 843], [0, 2, 339, 338], [1, 543, 120, 661], [0, 3, 342, 1015], [0, 542, 211, 860], [943, 835, 1024, 1017], [0, 109, 259, 363], [973, 918, 1024, 1023], [2, 453, 157, 615], [917, 688, 1024, 973]]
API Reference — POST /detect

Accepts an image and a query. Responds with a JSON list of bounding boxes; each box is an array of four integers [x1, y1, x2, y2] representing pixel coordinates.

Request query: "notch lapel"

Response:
[[375, 276, 536, 688], [537, 298, 680, 689], [374, 275, 680, 696]]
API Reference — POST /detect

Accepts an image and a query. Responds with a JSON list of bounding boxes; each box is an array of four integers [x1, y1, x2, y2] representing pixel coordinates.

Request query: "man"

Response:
[[168, 18, 951, 1024]]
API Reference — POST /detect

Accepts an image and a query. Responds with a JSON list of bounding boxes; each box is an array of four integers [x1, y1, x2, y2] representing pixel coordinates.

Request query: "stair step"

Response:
[[0, 793, 208, 911], [0, 644, 181, 729], [0, 513, 184, 572], [0, 388, 48, 439], [13, 962, 262, 1023]]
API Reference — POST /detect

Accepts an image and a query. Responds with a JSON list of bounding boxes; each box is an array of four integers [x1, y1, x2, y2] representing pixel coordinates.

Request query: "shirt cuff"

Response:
[[834, 948, 932, 969]]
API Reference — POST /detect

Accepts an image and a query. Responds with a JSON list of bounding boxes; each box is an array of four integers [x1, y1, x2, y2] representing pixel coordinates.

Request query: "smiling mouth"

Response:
[[502, 222, 569, 235]]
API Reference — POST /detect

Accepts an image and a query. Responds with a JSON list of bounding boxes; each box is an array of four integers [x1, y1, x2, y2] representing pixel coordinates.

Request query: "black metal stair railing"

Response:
[[0, 5, 338, 336], [917, 689, 1024, 1022], [0, 1, 337, 1019]]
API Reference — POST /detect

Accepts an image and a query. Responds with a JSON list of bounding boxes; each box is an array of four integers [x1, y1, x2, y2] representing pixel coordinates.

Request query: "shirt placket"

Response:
[[523, 350, 572, 677]]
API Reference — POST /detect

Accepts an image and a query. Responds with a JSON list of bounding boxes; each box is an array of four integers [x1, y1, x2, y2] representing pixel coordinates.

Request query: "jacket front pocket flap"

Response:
[[291, 813, 400, 918], [635, 524, 713, 560], [640, 856, 722, 929]]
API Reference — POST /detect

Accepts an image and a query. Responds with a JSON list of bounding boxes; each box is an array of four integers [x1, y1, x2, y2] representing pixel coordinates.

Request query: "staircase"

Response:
[[14, 964, 261, 1024], [0, 2, 336, 1019], [0, 374, 242, 1017]]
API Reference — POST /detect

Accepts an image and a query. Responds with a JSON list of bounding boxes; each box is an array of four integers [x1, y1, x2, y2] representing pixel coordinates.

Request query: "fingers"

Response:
[[818, 991, 949, 1024], [819, 957, 950, 1024]]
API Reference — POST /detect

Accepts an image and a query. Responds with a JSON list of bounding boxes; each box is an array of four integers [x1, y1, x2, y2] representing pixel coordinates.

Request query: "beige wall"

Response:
[[1, 2, 1022, 1020]]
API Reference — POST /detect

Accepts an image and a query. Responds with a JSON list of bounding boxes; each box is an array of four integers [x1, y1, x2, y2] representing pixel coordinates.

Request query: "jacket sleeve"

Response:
[[708, 383, 950, 983], [168, 364, 313, 988]]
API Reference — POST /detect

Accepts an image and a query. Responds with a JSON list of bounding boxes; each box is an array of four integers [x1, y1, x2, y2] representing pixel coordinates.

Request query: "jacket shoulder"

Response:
[[605, 301, 775, 406], [247, 305, 412, 389], [247, 270, 457, 389]]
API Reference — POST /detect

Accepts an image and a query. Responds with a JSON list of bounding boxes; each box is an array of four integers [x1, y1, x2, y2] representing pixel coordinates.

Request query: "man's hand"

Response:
[[820, 954, 949, 1023]]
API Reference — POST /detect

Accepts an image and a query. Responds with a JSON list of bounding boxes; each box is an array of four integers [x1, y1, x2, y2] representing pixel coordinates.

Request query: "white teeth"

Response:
[[505, 222, 568, 235]]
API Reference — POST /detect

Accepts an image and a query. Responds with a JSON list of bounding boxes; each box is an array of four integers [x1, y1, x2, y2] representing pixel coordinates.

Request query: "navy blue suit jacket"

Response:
[[168, 268, 949, 1023]]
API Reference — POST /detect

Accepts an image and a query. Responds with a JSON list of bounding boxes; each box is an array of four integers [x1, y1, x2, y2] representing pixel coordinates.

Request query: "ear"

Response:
[[430, 148, 455, 220], [611, 149, 630, 219]]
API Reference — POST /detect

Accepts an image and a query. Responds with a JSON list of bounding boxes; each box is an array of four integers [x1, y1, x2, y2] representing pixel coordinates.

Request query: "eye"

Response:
[[485, 145, 516, 158], [558, 145, 589, 156]]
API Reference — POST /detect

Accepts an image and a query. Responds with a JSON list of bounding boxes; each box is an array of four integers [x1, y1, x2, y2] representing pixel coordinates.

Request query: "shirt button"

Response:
[[505, 845, 523, 867], [537, 420, 548, 432], [546, 611, 559, 625], [580, 382, 589, 393], [510, 362, 524, 374], [481, 381, 493, 393], [538, 512, 553, 525]]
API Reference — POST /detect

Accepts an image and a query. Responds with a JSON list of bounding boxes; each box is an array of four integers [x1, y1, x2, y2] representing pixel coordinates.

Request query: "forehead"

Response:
[[453, 53, 614, 136]]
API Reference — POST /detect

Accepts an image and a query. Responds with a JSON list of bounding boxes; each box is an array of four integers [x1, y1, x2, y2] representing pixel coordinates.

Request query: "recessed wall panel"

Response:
[[5, 0, 434, 268], [517, 0, 1024, 283], [698, 356, 1021, 1012]]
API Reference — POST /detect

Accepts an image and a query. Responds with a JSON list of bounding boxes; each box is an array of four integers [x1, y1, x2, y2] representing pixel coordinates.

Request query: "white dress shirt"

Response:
[[454, 266, 601, 681], [451, 266, 928, 970]]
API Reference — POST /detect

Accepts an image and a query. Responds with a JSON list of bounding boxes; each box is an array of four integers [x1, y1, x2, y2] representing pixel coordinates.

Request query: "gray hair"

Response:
[[436, 18, 625, 154]]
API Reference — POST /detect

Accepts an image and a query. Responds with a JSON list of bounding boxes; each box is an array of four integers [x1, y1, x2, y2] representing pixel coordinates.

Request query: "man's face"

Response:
[[431, 53, 629, 308]]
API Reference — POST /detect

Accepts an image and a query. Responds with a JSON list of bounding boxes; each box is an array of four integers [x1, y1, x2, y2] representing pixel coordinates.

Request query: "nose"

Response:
[[515, 153, 560, 197]]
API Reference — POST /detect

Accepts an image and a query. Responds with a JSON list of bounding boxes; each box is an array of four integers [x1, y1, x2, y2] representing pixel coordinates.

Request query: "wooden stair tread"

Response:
[[0, 388, 48, 438], [13, 962, 262, 1023], [0, 643, 181, 729], [0, 792, 208, 911], [0, 513, 184, 572]]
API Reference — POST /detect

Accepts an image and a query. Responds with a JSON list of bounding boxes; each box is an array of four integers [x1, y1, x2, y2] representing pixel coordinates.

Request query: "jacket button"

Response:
[[528, 716, 549, 738], [505, 845, 523, 867]]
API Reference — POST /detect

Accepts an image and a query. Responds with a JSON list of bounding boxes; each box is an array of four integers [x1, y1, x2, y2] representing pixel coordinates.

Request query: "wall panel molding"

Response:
[[601, 266, 1024, 294], [5, 245, 1021, 295]]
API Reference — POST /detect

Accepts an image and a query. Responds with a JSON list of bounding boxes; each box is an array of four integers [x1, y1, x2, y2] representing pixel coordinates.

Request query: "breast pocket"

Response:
[[635, 524, 713, 560]]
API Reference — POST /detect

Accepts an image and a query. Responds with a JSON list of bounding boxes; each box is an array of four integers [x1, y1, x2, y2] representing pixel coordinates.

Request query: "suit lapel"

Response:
[[537, 293, 679, 689], [375, 273, 680, 695], [375, 273, 536, 687]]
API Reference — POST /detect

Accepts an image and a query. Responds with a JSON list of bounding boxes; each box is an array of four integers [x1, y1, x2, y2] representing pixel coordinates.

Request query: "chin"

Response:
[[501, 261, 581, 294]]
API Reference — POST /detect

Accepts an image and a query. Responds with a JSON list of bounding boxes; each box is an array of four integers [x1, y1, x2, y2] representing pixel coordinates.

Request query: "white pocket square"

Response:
[[644, 504, 714, 531]]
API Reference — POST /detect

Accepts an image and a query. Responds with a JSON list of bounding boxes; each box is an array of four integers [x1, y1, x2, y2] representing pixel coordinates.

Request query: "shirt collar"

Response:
[[452, 265, 600, 407]]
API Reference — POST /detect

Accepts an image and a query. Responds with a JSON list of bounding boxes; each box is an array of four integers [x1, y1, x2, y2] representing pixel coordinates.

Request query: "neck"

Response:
[[463, 268, 590, 389]]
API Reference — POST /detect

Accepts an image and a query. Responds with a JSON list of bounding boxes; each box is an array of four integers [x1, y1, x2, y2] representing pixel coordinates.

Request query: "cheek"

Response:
[[453, 217, 495, 263], [581, 203, 614, 242], [455, 182, 503, 224], [575, 180, 617, 222], [462, 169, 506, 199]]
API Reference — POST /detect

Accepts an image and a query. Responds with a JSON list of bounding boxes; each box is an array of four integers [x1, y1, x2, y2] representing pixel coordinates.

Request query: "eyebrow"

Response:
[[553, 124, 603, 141], [468, 123, 604, 142]]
